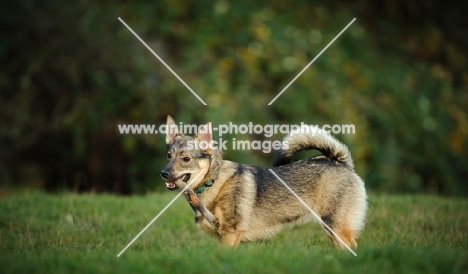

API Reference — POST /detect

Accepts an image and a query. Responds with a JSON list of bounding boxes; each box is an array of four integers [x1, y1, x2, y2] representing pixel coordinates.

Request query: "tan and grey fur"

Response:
[[161, 115, 367, 249]]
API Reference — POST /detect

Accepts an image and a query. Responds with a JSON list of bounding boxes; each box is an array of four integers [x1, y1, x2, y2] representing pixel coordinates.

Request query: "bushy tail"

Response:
[[274, 131, 354, 168]]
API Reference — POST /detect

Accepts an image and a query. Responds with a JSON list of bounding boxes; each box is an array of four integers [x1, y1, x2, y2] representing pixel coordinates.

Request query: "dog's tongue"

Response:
[[166, 181, 176, 189]]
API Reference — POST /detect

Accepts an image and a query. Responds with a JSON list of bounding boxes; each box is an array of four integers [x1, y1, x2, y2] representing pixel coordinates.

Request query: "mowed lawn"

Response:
[[0, 191, 466, 273]]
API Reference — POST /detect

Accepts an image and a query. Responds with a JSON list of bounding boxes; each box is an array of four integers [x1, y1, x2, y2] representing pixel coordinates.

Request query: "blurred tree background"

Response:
[[1, 0, 467, 195]]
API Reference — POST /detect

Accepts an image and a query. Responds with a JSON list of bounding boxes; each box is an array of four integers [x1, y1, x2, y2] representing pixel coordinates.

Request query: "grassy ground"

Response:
[[0, 191, 466, 273]]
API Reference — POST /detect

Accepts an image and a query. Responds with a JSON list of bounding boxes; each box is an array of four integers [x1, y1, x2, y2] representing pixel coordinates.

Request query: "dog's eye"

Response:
[[167, 153, 172, 159], [182, 157, 191, 162]]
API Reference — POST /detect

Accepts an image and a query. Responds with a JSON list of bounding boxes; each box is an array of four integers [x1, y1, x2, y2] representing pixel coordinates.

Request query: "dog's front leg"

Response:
[[219, 230, 244, 247], [187, 191, 220, 229], [183, 189, 219, 230], [217, 216, 244, 247]]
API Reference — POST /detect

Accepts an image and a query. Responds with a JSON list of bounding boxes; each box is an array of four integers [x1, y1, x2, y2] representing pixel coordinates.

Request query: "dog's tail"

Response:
[[274, 131, 354, 168]]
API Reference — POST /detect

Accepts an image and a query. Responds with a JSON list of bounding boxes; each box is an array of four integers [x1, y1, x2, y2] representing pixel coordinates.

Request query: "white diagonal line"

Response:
[[268, 18, 356, 105], [118, 17, 207, 105], [268, 169, 357, 256], [117, 170, 206, 257]]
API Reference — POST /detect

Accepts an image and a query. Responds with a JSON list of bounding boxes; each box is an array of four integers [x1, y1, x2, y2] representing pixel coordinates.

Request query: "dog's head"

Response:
[[160, 115, 215, 191]]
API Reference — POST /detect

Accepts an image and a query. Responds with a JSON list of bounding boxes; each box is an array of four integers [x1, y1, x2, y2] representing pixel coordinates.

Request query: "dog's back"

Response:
[[206, 131, 367, 249]]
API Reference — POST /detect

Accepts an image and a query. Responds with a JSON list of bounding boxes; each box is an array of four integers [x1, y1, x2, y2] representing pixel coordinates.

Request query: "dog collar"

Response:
[[195, 181, 213, 194], [195, 172, 218, 194]]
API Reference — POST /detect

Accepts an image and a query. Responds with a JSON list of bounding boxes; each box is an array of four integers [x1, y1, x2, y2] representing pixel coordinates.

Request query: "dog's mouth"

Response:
[[165, 173, 191, 190]]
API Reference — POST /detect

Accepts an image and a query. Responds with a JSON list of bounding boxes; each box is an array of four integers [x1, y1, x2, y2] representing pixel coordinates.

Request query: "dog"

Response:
[[160, 115, 367, 248]]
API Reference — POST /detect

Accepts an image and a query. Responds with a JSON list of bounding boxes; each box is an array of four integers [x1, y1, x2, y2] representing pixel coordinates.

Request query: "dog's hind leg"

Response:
[[320, 215, 358, 249], [327, 227, 358, 249], [322, 192, 366, 250]]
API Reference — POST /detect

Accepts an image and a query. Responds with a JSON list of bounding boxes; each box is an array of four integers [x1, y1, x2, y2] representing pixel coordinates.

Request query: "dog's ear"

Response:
[[166, 115, 181, 145], [197, 121, 213, 145]]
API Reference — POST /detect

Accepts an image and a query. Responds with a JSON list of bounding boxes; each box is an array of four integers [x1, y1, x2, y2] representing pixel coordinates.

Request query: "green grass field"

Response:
[[0, 191, 466, 273]]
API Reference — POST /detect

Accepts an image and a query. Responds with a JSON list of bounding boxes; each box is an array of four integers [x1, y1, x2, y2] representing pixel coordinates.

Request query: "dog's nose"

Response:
[[160, 170, 169, 179]]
